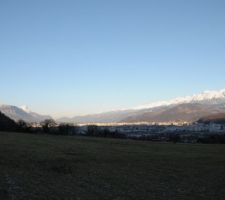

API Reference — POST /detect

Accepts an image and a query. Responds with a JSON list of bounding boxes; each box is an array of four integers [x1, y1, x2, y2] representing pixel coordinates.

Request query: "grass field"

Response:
[[0, 132, 225, 200]]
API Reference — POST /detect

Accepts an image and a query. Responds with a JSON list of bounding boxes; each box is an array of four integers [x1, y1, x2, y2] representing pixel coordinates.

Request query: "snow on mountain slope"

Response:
[[20, 105, 31, 113], [2, 88, 225, 124], [134, 89, 225, 110], [59, 89, 225, 124], [0, 105, 52, 122]]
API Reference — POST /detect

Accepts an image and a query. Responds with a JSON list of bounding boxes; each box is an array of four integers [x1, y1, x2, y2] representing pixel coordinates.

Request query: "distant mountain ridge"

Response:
[[58, 89, 225, 124], [123, 103, 225, 123], [2, 89, 225, 124], [0, 105, 51, 123], [134, 89, 225, 110]]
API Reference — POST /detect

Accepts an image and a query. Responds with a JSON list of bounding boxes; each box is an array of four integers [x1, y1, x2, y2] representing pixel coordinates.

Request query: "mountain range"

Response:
[[1, 89, 225, 124], [0, 105, 51, 123], [59, 89, 225, 124]]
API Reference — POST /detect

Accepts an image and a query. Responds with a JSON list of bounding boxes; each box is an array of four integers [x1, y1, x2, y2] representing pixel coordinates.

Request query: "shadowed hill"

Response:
[[198, 113, 225, 124], [0, 111, 18, 131]]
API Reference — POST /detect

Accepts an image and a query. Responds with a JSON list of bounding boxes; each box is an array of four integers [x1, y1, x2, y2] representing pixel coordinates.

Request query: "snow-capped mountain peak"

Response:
[[20, 105, 31, 113], [0, 104, 52, 122], [135, 89, 225, 110]]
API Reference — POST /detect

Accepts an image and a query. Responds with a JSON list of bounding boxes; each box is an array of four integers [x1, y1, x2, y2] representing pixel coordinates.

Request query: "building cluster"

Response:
[[30, 121, 225, 138], [84, 122, 225, 137]]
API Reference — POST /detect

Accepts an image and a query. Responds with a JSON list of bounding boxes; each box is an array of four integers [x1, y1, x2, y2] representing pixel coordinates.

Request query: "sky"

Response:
[[0, 0, 225, 117]]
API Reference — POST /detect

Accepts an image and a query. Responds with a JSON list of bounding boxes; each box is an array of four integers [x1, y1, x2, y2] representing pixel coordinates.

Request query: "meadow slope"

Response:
[[0, 132, 225, 200]]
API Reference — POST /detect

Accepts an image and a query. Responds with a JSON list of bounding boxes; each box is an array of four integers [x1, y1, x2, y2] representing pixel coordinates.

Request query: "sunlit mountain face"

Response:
[[1, 89, 225, 124], [58, 89, 225, 124], [0, 105, 51, 123]]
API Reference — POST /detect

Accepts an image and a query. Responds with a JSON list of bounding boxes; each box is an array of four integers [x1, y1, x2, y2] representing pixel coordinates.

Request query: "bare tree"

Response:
[[41, 119, 57, 133]]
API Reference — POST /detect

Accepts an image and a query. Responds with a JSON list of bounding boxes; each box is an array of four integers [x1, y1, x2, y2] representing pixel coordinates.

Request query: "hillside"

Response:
[[198, 113, 225, 124], [0, 105, 51, 123], [0, 132, 225, 200], [59, 89, 225, 124], [122, 103, 225, 123], [0, 111, 18, 131]]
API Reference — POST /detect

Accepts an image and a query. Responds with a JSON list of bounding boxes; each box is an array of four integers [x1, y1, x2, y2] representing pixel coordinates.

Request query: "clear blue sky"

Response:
[[0, 0, 225, 117]]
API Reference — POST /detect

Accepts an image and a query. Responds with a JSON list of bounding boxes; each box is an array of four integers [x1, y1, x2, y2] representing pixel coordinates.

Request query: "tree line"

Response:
[[0, 112, 126, 138], [1, 111, 225, 143]]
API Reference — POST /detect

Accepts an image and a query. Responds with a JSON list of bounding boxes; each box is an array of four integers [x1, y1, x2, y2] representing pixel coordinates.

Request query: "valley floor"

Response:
[[0, 132, 225, 200]]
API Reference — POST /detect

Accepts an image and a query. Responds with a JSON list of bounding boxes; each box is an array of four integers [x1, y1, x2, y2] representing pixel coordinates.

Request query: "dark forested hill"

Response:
[[198, 113, 225, 124], [0, 111, 18, 131]]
